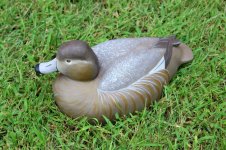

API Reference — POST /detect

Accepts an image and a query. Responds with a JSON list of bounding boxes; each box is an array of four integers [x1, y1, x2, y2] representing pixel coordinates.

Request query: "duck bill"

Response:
[[35, 58, 58, 75]]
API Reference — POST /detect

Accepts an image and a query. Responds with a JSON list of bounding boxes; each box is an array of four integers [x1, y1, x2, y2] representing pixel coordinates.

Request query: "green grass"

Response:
[[0, 0, 225, 149]]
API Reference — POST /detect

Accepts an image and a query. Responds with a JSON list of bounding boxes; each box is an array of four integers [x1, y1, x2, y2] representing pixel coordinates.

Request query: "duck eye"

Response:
[[66, 59, 71, 63]]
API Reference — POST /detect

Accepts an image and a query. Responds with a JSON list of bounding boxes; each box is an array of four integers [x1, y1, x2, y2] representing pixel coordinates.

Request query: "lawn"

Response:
[[0, 0, 225, 149]]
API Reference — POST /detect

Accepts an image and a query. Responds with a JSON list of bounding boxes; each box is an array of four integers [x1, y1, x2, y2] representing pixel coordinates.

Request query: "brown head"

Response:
[[34, 40, 99, 81], [56, 40, 99, 81]]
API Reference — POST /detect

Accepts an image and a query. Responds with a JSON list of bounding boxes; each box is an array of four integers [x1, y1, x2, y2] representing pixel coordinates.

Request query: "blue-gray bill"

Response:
[[35, 58, 58, 75]]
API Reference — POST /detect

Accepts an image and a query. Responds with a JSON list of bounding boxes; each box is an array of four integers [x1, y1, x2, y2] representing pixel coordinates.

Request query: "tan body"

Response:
[[50, 36, 193, 123]]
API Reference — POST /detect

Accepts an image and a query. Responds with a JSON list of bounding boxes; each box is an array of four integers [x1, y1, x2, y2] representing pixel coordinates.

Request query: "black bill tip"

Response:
[[34, 64, 41, 76]]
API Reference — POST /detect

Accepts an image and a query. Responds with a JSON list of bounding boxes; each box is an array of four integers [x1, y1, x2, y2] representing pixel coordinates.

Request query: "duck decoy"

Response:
[[35, 35, 193, 123]]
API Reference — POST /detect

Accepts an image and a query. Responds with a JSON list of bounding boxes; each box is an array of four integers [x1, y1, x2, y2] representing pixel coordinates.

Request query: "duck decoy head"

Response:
[[35, 40, 99, 81]]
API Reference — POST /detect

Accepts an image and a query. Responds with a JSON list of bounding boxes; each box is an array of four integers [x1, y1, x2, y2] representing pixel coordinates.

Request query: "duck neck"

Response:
[[86, 49, 100, 80]]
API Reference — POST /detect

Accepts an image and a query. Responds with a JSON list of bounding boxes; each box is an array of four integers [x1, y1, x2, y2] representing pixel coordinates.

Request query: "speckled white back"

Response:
[[92, 38, 166, 91]]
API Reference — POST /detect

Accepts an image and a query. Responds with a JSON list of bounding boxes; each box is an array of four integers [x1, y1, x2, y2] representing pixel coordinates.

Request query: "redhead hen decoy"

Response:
[[35, 35, 193, 123]]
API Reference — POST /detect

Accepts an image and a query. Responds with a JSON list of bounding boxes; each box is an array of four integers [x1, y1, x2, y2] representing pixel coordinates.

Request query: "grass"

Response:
[[0, 0, 225, 149]]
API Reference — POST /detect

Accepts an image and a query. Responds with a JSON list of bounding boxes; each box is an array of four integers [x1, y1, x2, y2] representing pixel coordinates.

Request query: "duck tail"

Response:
[[154, 35, 181, 68]]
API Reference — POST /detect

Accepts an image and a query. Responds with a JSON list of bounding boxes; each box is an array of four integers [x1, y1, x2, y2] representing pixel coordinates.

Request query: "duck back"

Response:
[[92, 38, 166, 91]]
